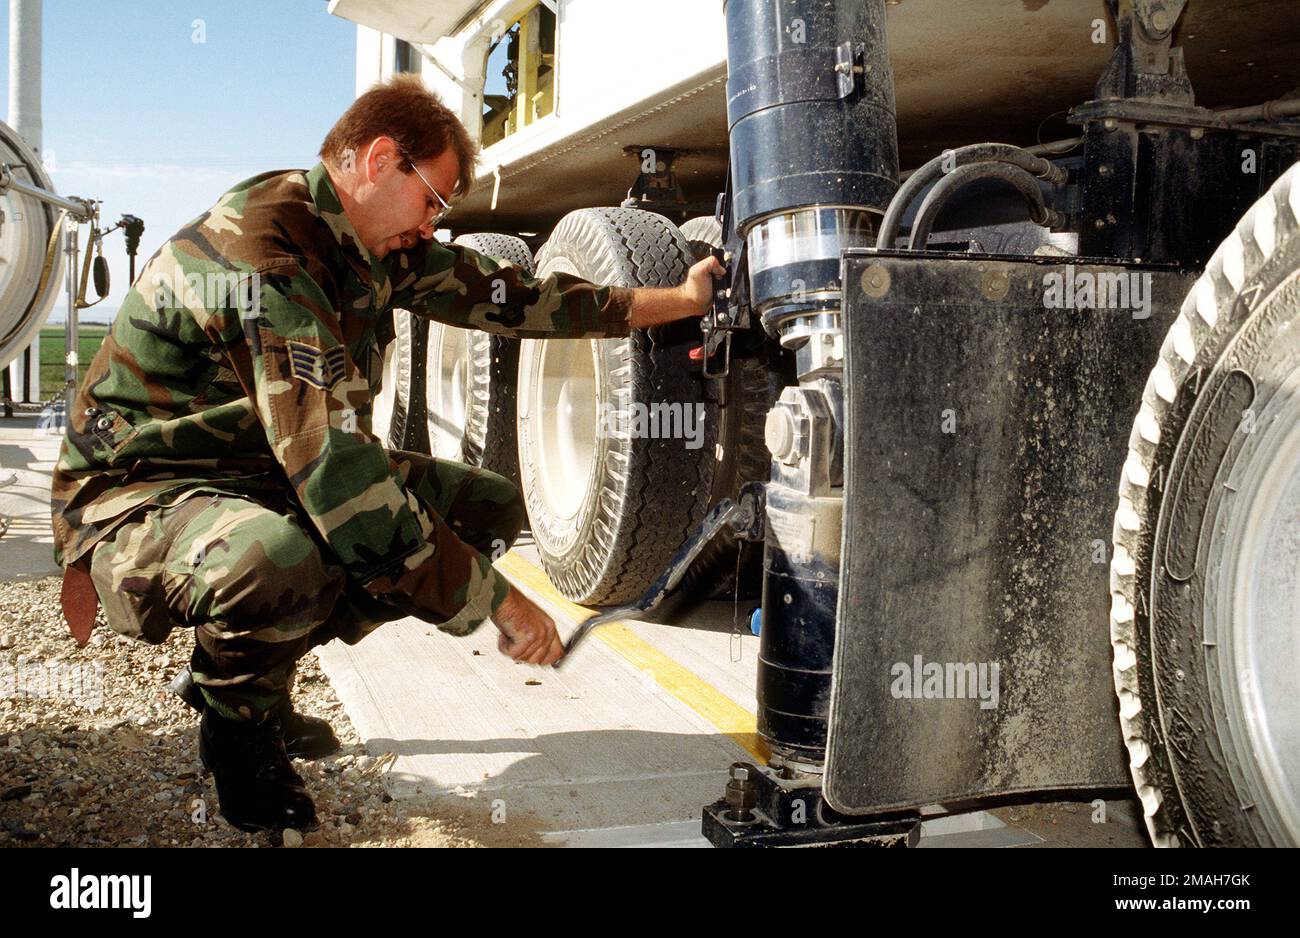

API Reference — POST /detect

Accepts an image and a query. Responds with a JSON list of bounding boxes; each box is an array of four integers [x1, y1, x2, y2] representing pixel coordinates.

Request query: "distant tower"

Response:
[[8, 0, 43, 155], [6, 0, 44, 403]]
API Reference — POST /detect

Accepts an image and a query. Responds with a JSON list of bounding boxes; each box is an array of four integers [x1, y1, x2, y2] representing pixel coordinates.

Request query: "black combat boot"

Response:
[[199, 708, 318, 833], [170, 667, 341, 759]]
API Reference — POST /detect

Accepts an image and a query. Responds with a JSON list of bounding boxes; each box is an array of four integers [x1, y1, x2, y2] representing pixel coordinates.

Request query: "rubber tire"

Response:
[[1111, 162, 1300, 847], [679, 215, 723, 265], [520, 207, 714, 604], [410, 234, 532, 485], [675, 216, 778, 599]]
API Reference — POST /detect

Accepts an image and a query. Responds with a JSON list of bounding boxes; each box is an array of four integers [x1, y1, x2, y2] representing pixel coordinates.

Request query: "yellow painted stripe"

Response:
[[497, 552, 769, 763]]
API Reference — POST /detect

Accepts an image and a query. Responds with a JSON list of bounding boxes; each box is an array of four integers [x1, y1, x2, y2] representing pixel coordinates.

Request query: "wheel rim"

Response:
[[534, 338, 599, 522], [1216, 364, 1300, 843], [371, 341, 398, 444], [428, 326, 471, 459]]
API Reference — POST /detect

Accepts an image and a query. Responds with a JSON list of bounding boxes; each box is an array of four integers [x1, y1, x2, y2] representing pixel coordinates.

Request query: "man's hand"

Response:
[[628, 255, 726, 329], [679, 254, 727, 316], [492, 584, 565, 665]]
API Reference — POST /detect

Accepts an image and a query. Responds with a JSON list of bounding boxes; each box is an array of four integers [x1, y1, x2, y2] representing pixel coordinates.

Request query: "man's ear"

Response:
[[363, 137, 400, 183]]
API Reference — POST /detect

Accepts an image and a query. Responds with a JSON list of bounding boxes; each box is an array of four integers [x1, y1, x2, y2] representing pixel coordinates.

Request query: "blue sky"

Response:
[[2, 0, 357, 321]]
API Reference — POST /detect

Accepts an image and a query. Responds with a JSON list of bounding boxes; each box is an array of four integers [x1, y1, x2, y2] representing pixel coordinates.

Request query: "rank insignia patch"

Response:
[[288, 341, 348, 390]]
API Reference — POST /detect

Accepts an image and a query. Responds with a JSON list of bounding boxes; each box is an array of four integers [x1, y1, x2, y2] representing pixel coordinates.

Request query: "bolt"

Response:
[[1190, 127, 1205, 140], [717, 312, 731, 324], [724, 762, 758, 823], [822, 334, 834, 346], [861, 263, 890, 298], [1098, 164, 1111, 176], [1095, 218, 1107, 229], [1151, 9, 1172, 32], [981, 269, 1010, 301], [1103, 118, 1119, 132]]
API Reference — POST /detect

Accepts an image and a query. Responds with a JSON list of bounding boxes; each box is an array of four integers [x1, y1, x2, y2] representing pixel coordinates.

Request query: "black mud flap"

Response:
[[825, 250, 1196, 815]]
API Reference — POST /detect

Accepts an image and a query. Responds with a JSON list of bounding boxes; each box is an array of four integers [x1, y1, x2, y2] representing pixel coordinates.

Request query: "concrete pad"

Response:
[[315, 555, 761, 834], [918, 823, 1045, 848], [917, 807, 1044, 848], [0, 414, 62, 579], [317, 542, 1051, 847], [620, 604, 761, 719], [543, 819, 712, 848]]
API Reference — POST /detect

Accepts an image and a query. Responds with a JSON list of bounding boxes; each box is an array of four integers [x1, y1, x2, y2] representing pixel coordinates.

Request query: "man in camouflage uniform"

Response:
[[51, 76, 721, 832]]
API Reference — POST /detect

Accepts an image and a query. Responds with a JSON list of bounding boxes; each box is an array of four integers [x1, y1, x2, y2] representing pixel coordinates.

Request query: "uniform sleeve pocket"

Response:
[[257, 326, 343, 440], [88, 408, 141, 464]]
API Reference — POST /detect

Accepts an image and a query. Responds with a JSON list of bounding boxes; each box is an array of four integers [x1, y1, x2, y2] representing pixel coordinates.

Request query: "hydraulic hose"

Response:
[[876, 142, 1066, 249], [907, 161, 1059, 250], [1214, 97, 1300, 125]]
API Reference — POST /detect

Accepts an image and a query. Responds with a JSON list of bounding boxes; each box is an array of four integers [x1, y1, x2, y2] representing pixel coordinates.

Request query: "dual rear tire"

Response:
[[520, 208, 720, 603], [377, 211, 773, 605]]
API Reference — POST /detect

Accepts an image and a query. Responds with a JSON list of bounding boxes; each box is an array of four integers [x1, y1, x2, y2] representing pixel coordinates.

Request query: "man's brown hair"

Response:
[[320, 74, 480, 197]]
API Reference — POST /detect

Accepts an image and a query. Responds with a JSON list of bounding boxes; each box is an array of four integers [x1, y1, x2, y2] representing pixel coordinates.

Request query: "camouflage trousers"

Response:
[[88, 451, 525, 722]]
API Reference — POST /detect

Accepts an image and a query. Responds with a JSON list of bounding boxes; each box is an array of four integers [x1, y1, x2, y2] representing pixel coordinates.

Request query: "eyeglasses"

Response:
[[407, 159, 453, 230]]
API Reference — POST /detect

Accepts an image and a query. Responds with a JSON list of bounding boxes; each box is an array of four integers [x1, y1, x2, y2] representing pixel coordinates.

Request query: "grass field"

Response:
[[38, 324, 111, 399]]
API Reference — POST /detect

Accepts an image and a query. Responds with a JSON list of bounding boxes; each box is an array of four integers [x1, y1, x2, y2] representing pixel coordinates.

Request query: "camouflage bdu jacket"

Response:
[[52, 162, 632, 630]]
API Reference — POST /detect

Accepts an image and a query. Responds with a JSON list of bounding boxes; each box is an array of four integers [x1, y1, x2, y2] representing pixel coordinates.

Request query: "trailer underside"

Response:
[[395, 0, 1300, 235]]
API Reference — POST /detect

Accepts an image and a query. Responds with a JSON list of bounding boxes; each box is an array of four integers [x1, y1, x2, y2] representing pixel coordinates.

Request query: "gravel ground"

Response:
[[0, 575, 494, 848]]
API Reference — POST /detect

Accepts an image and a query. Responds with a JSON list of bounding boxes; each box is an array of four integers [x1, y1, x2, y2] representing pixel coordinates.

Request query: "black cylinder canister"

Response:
[[756, 484, 844, 767], [724, 0, 899, 231], [724, 0, 899, 334]]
